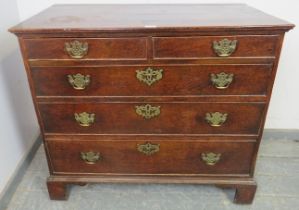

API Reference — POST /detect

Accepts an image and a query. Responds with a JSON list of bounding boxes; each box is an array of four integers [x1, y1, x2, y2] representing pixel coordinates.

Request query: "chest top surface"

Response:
[[10, 4, 294, 34]]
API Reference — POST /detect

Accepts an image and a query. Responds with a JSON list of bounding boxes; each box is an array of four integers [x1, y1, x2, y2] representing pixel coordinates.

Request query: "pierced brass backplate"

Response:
[[135, 104, 160, 119], [137, 142, 160, 155], [136, 67, 163, 86], [205, 112, 228, 127], [212, 39, 237, 57], [201, 152, 221, 166], [210, 72, 234, 89], [67, 73, 90, 90], [74, 112, 95, 126], [65, 40, 88, 59], [80, 151, 101, 164]]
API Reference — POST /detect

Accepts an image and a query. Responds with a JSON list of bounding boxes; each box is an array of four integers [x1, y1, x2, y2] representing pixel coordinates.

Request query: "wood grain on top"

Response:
[[9, 4, 294, 34]]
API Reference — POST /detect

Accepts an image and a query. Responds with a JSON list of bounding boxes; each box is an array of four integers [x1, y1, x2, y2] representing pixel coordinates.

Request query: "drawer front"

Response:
[[24, 38, 147, 60], [47, 140, 255, 175], [32, 64, 272, 96], [39, 103, 265, 135], [153, 35, 279, 59]]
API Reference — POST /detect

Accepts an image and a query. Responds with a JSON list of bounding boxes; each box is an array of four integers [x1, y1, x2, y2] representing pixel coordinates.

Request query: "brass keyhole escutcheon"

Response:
[[136, 67, 163, 86], [135, 104, 160, 119], [137, 142, 160, 155]]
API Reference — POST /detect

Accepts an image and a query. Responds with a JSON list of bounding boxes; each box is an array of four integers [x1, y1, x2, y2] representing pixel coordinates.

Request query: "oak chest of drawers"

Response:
[[10, 4, 294, 204]]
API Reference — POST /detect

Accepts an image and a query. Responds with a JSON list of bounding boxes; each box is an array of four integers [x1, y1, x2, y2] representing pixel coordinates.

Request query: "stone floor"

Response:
[[5, 138, 299, 210]]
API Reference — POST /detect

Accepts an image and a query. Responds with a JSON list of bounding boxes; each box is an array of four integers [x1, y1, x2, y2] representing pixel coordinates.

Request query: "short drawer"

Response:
[[47, 139, 255, 175], [153, 35, 279, 59], [39, 102, 265, 135], [32, 64, 272, 96], [24, 38, 147, 60]]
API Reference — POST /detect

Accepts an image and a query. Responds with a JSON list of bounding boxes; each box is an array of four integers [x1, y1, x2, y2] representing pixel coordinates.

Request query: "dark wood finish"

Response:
[[47, 174, 257, 202], [32, 64, 272, 97], [9, 4, 294, 204], [37, 95, 268, 104], [250, 34, 286, 179], [24, 38, 147, 60], [29, 57, 275, 68], [39, 102, 265, 135], [234, 184, 257, 204], [47, 178, 68, 200], [46, 135, 257, 142], [153, 35, 279, 59], [9, 4, 294, 35], [46, 139, 255, 175]]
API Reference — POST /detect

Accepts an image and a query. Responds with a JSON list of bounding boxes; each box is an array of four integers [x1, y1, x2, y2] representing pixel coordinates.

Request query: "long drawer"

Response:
[[153, 35, 279, 59], [47, 139, 255, 175], [32, 64, 272, 97], [24, 38, 147, 60], [39, 102, 265, 135]]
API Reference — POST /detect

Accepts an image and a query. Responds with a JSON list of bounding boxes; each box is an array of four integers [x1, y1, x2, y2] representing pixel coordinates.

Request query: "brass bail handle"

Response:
[[65, 40, 89, 59], [212, 38, 237, 57], [210, 72, 234, 89], [67, 73, 90, 90], [201, 152, 221, 165], [80, 151, 101, 164], [74, 112, 95, 127], [205, 112, 228, 127]]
